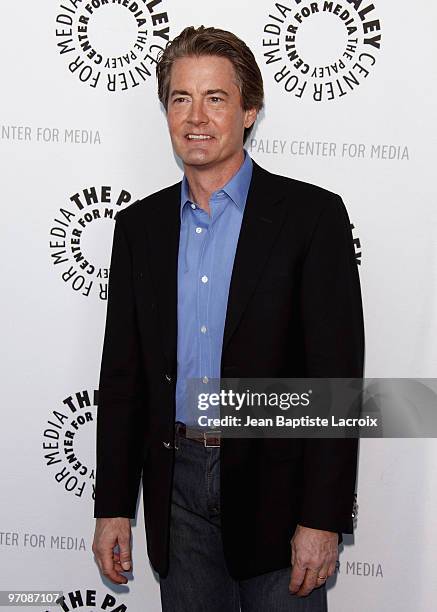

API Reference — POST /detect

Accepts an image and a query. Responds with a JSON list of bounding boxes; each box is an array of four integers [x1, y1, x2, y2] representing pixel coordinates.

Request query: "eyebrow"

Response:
[[170, 88, 229, 98]]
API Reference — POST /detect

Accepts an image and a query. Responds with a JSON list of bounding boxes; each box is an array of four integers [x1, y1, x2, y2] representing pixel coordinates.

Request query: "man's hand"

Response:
[[92, 517, 133, 584], [289, 524, 338, 597]]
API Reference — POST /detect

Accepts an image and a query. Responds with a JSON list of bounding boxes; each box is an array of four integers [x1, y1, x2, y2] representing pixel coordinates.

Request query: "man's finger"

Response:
[[289, 563, 306, 594], [314, 564, 330, 590], [112, 552, 123, 570], [100, 547, 128, 585], [295, 567, 320, 597], [327, 561, 337, 578], [118, 535, 132, 571]]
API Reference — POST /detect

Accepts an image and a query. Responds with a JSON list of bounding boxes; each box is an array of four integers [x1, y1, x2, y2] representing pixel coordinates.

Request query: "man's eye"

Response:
[[210, 97, 223, 103], [174, 97, 188, 103]]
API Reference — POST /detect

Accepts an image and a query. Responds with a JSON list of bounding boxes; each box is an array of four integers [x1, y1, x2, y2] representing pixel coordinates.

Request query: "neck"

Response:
[[183, 150, 245, 215]]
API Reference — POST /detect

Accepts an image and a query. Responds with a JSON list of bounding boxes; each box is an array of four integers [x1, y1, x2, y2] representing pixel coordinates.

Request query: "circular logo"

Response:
[[262, 1, 382, 101], [55, 0, 171, 92], [42, 389, 98, 501], [49, 185, 134, 300], [48, 588, 130, 611]]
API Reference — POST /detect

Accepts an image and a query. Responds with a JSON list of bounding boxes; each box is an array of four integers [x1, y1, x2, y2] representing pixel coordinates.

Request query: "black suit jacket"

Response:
[[94, 159, 365, 580]]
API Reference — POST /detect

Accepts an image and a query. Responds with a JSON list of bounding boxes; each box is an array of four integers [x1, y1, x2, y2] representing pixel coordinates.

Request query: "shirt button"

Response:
[[200, 325, 207, 333], [164, 373, 172, 383], [201, 275, 208, 283], [195, 227, 202, 234], [190, 203, 196, 209], [202, 376, 209, 384]]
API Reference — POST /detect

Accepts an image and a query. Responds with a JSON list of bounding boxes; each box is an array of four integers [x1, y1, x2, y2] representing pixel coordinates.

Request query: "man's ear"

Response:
[[244, 107, 258, 129]]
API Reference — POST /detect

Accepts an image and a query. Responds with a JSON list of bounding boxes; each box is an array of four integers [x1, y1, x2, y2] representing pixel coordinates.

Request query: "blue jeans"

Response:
[[159, 433, 328, 612]]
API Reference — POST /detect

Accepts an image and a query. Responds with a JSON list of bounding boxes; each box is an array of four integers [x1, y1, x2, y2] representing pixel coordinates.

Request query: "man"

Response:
[[92, 26, 364, 611]]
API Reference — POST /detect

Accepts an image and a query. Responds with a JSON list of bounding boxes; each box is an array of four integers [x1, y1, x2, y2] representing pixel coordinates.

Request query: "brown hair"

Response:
[[156, 26, 264, 144]]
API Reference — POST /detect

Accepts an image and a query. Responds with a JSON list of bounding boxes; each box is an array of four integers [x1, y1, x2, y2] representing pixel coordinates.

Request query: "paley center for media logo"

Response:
[[55, 0, 171, 92], [49, 185, 134, 300], [41, 588, 130, 611], [262, 0, 382, 101], [42, 389, 98, 502]]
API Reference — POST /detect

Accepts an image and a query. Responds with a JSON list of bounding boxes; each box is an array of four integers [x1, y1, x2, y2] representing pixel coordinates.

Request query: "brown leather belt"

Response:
[[175, 421, 221, 447]]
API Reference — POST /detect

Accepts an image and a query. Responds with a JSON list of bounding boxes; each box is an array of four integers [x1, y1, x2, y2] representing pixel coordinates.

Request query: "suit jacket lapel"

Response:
[[144, 159, 289, 373], [144, 181, 180, 374], [221, 160, 289, 352]]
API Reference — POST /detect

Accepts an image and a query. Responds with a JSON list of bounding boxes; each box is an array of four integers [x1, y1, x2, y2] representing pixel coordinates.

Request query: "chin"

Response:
[[180, 152, 216, 167]]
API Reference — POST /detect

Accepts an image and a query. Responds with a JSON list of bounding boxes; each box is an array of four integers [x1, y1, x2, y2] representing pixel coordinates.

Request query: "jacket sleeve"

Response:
[[298, 193, 365, 535], [93, 211, 147, 519]]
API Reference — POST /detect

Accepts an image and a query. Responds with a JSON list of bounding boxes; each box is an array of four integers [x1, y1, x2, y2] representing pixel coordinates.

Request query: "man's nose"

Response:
[[187, 99, 208, 124]]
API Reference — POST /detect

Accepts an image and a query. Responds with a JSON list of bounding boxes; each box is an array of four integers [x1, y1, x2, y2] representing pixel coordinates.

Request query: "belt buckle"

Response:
[[203, 430, 221, 448]]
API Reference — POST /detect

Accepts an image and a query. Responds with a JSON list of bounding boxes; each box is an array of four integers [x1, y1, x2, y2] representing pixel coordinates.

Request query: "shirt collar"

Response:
[[180, 150, 253, 222]]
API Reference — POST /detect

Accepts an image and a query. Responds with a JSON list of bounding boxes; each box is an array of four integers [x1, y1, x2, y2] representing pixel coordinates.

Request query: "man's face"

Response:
[[166, 55, 257, 169]]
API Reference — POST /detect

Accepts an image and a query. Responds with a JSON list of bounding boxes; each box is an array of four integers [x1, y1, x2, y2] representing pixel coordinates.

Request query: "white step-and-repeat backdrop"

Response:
[[1, 1, 436, 610]]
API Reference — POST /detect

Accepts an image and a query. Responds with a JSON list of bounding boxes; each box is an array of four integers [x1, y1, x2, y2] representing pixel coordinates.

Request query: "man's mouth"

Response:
[[185, 134, 214, 140]]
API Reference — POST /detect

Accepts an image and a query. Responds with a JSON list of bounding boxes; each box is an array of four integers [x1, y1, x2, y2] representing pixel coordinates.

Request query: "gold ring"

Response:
[[317, 575, 327, 580]]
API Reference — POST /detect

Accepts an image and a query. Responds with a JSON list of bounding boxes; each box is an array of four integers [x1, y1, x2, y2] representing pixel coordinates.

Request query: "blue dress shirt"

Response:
[[175, 150, 253, 425]]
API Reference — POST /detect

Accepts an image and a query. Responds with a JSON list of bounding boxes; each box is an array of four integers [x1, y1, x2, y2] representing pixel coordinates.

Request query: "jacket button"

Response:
[[164, 373, 172, 383]]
